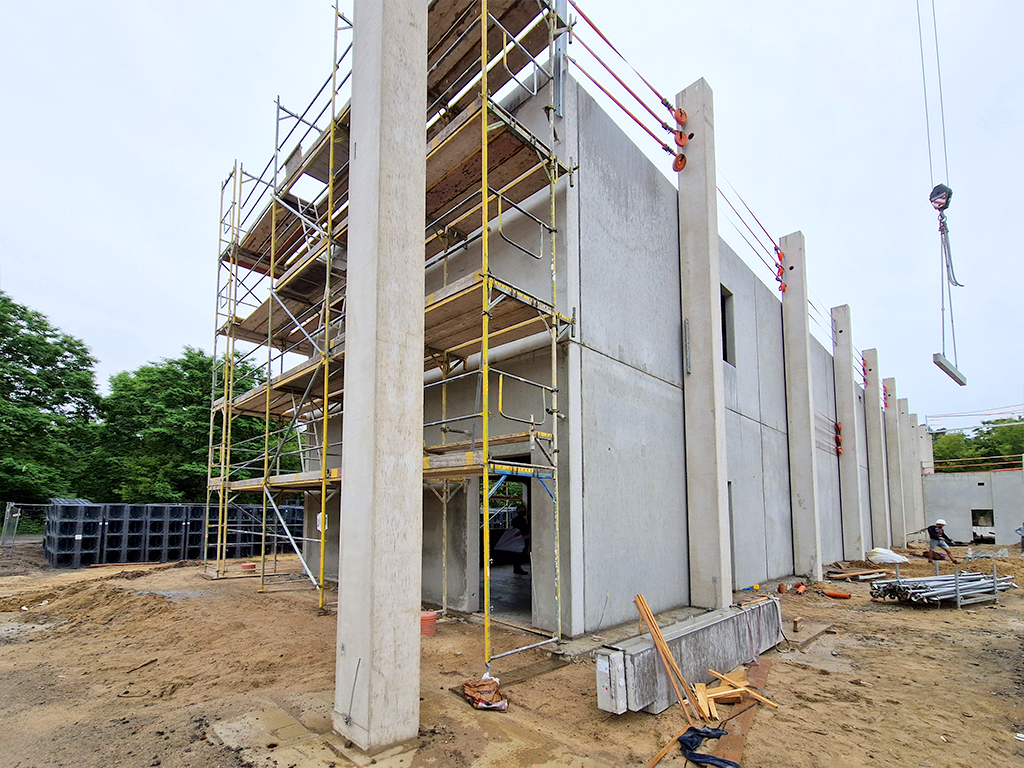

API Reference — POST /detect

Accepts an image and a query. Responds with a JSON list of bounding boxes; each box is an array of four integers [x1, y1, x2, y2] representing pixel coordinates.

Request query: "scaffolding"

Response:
[[206, 0, 573, 668]]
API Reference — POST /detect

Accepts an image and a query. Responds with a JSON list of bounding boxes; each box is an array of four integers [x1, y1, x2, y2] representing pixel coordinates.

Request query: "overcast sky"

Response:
[[2, 1, 1020, 432]]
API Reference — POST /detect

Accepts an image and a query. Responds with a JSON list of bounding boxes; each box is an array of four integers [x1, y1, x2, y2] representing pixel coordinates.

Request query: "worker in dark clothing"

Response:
[[927, 519, 958, 563], [511, 507, 531, 575]]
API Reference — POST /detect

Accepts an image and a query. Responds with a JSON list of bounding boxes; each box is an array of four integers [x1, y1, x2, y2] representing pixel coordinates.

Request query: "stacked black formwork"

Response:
[[44, 503, 303, 568], [212, 504, 306, 561], [43, 504, 104, 568]]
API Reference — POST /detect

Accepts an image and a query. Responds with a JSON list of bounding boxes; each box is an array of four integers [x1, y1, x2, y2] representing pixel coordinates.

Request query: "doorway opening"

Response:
[[480, 455, 532, 626]]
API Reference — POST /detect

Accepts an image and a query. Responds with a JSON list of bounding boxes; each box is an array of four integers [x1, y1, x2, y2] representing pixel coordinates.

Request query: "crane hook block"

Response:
[[929, 183, 952, 212]]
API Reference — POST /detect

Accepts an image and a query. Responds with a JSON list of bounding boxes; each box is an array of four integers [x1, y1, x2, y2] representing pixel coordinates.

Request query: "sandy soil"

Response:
[[1, 542, 1022, 767]]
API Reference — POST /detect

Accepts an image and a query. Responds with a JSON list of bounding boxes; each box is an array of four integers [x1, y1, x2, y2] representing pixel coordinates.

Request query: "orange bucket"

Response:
[[420, 611, 437, 636]]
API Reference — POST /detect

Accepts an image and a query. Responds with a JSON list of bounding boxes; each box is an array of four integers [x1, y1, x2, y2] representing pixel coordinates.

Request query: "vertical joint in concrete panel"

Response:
[[830, 305, 867, 561], [780, 231, 822, 581], [334, 0, 427, 753], [862, 349, 891, 548], [676, 78, 731, 609]]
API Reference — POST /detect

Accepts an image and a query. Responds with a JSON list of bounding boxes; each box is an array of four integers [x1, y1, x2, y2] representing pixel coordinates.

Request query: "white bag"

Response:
[[494, 527, 525, 553], [866, 547, 909, 564]]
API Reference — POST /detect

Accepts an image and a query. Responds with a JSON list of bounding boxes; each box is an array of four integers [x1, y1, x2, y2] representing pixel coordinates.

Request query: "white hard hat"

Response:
[[935, 519, 946, 526]]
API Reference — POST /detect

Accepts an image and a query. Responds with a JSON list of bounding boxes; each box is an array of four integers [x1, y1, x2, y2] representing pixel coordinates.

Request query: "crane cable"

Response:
[[917, 0, 963, 369]]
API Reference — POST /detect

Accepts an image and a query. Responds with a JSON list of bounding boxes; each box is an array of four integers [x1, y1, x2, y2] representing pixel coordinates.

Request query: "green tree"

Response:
[[96, 347, 262, 503], [87, 347, 300, 503], [931, 418, 1024, 473], [0, 291, 100, 503]]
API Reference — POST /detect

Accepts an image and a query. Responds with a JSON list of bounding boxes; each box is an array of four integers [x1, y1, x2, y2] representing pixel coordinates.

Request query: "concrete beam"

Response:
[[830, 305, 867, 560], [882, 378, 906, 545], [781, 231, 821, 581], [862, 350, 891, 548], [334, 0, 427, 752], [676, 78, 731, 609]]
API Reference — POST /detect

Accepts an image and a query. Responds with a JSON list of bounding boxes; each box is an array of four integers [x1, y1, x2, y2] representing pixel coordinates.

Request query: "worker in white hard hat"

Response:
[[926, 519, 958, 564]]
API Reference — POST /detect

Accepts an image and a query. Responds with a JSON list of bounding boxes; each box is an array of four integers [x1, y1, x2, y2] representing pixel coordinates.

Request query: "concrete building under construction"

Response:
[[205, 0, 935, 750]]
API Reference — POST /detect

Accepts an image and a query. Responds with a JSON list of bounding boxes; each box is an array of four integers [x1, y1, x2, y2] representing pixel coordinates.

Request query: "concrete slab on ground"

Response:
[[783, 619, 832, 650]]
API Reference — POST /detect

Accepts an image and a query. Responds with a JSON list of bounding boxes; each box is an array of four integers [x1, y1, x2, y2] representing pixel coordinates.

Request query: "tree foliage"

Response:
[[85, 347, 288, 504], [1, 290, 300, 505], [932, 419, 1024, 473], [0, 291, 99, 503]]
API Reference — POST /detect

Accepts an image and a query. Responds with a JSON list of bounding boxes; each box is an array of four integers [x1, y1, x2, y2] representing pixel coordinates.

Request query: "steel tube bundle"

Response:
[[870, 570, 1017, 606]]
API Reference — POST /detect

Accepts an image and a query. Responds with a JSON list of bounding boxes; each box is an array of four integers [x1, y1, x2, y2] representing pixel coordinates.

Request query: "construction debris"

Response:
[[462, 677, 507, 712], [870, 570, 1018, 607]]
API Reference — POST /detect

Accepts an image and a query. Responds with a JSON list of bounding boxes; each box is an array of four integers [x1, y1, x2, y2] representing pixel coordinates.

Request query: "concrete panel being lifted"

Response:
[[594, 598, 783, 714]]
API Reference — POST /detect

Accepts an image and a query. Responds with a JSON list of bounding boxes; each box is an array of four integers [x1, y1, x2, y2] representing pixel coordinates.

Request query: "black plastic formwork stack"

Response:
[[44, 503, 303, 568], [212, 504, 305, 561], [43, 504, 104, 568]]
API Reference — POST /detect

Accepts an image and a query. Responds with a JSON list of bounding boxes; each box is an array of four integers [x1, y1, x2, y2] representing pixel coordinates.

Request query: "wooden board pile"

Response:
[[826, 567, 891, 582]]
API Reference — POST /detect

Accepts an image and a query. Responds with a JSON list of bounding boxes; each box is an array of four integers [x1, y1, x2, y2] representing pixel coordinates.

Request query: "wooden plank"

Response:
[[423, 450, 484, 470], [424, 430, 550, 454], [712, 660, 772, 765], [707, 669, 778, 709]]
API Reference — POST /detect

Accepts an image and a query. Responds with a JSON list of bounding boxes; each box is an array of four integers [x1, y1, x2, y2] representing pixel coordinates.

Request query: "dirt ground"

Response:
[[1, 541, 1023, 768]]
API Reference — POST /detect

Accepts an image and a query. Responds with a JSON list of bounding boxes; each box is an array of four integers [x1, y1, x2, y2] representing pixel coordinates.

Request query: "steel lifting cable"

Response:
[[719, 173, 788, 291], [719, 204, 779, 276], [567, 0, 677, 118], [716, 187, 778, 267], [572, 32, 685, 147], [566, 55, 674, 156]]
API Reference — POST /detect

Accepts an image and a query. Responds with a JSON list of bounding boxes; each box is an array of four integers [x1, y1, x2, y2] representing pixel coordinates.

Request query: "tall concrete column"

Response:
[[830, 304, 867, 560], [882, 378, 906, 545], [676, 78, 731, 609], [334, 0, 427, 752], [862, 349, 891, 548], [909, 413, 926, 533], [781, 231, 821, 581]]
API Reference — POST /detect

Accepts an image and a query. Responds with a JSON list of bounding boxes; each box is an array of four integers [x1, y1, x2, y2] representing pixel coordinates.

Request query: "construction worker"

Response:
[[927, 519, 958, 563], [511, 506, 531, 575]]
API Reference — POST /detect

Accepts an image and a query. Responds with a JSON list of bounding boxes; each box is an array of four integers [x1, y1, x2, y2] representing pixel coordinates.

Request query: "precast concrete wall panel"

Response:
[[421, 489, 472, 612], [855, 385, 873, 551], [992, 471, 1024, 545], [579, 346, 686, 631], [925, 473, 995, 544], [576, 84, 682, 386], [726, 410, 768, 588], [811, 340, 843, 564], [754, 280, 788, 434], [762, 425, 795, 577]]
